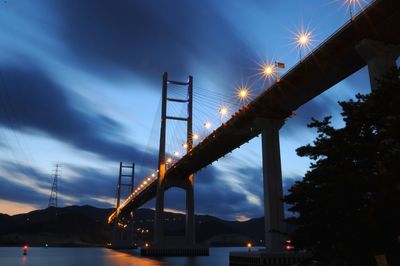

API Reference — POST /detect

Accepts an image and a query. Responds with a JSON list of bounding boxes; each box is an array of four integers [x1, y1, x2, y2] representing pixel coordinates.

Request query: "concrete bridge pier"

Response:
[[154, 174, 165, 245], [257, 118, 286, 252], [154, 176, 195, 246], [147, 176, 208, 256], [356, 39, 400, 91], [185, 174, 195, 245], [229, 118, 309, 265], [110, 221, 135, 249]]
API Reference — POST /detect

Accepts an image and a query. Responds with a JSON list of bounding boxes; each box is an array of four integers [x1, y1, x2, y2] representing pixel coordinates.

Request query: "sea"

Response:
[[0, 247, 250, 266]]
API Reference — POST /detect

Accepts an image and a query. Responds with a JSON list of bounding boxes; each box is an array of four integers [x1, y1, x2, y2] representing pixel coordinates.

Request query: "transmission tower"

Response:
[[48, 164, 61, 208]]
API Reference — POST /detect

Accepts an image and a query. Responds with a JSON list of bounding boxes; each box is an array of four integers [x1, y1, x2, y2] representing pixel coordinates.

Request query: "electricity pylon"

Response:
[[48, 164, 61, 208]]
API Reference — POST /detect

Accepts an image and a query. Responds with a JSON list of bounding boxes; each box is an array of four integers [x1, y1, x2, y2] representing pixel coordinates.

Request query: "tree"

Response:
[[284, 68, 400, 265]]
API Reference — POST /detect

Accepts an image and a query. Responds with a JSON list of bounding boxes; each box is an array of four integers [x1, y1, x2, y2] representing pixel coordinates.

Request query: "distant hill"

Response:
[[0, 206, 265, 247]]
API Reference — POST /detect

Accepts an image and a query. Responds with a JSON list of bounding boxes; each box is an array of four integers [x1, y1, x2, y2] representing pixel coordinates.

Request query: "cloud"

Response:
[[0, 159, 265, 220], [159, 164, 265, 220], [0, 199, 38, 216], [0, 161, 119, 209], [47, 0, 257, 89], [0, 65, 157, 165], [60, 164, 117, 206], [0, 138, 7, 148], [0, 163, 49, 207]]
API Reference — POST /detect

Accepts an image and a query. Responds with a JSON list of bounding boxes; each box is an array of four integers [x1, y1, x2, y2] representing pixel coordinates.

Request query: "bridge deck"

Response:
[[109, 0, 400, 223]]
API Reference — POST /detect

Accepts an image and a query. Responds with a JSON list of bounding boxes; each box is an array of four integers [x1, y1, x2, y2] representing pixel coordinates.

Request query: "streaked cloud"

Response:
[[0, 199, 38, 216]]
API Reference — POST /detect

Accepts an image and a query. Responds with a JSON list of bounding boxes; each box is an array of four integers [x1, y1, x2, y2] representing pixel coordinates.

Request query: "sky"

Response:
[[0, 0, 378, 220]]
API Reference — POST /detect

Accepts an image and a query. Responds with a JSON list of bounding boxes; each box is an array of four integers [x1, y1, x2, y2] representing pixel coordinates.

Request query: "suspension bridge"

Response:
[[108, 0, 400, 262]]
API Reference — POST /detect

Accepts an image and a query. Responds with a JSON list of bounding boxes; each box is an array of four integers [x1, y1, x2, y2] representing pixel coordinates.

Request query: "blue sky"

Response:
[[0, 0, 376, 220]]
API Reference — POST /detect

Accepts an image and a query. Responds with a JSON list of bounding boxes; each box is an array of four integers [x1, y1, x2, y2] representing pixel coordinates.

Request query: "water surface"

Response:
[[0, 247, 250, 266]]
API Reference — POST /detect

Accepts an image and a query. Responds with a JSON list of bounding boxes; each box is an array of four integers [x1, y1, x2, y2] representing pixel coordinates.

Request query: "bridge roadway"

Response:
[[109, 0, 400, 223]]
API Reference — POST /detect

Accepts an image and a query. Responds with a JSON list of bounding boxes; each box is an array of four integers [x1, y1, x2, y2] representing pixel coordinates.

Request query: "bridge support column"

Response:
[[154, 181, 165, 245], [356, 39, 400, 91], [185, 175, 195, 245], [111, 222, 135, 249], [256, 118, 285, 252]]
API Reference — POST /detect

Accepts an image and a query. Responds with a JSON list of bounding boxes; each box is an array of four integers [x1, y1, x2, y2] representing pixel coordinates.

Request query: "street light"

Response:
[[219, 106, 229, 124], [262, 64, 275, 78], [348, 0, 355, 19], [346, 0, 363, 20], [236, 87, 250, 101], [219, 106, 228, 116], [204, 122, 212, 129], [296, 30, 312, 60], [262, 62, 285, 82], [297, 33, 309, 47]]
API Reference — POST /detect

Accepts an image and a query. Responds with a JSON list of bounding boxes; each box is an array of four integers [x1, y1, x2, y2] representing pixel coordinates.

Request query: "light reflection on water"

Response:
[[0, 247, 250, 266]]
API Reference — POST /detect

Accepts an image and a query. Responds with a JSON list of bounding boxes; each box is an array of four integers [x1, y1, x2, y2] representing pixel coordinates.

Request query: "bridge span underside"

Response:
[[112, 0, 400, 221]]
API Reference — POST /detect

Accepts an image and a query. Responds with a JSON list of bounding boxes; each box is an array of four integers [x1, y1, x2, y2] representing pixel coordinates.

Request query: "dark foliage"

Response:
[[284, 68, 400, 265]]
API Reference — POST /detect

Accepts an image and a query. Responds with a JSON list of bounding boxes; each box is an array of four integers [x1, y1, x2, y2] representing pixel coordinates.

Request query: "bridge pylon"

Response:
[[255, 118, 286, 252], [111, 162, 136, 249], [154, 72, 195, 247]]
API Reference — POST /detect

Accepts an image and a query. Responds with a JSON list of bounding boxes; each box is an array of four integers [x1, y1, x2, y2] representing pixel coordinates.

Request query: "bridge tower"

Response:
[[154, 72, 195, 246], [111, 162, 135, 249], [116, 162, 135, 210]]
